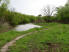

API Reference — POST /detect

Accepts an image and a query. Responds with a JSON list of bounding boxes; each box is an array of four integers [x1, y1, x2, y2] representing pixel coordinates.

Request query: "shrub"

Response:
[[56, 5, 69, 23]]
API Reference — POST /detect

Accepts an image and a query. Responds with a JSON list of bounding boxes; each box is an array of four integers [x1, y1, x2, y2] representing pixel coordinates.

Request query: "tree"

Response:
[[42, 5, 56, 17], [0, 0, 9, 24], [41, 5, 56, 22], [38, 14, 42, 17], [65, 0, 69, 6], [56, 1, 69, 23]]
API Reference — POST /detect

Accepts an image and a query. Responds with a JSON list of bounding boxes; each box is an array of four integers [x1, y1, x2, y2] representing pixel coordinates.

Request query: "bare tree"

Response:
[[42, 5, 56, 17]]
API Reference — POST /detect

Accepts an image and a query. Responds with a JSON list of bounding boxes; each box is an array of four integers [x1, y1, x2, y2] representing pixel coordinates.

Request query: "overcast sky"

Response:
[[10, 0, 67, 16]]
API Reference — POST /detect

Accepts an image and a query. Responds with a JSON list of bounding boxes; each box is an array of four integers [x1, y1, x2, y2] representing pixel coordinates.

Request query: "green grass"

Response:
[[7, 23, 69, 52], [0, 23, 47, 49]]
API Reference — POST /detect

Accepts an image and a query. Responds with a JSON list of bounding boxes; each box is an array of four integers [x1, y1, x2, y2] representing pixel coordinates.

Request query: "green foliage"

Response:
[[42, 16, 56, 22], [8, 23, 69, 52], [0, 0, 9, 24], [7, 12, 37, 26], [0, 24, 46, 48], [56, 5, 69, 23]]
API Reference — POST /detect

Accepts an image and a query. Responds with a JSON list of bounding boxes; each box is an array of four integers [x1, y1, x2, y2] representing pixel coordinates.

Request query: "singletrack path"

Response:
[[0, 28, 48, 52]]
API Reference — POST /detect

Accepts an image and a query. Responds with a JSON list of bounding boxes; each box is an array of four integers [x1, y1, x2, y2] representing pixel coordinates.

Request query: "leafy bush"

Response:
[[6, 12, 38, 26], [42, 16, 56, 22], [56, 5, 69, 23]]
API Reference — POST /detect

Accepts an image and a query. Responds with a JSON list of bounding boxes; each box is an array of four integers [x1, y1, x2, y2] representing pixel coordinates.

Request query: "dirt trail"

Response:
[[0, 28, 48, 52]]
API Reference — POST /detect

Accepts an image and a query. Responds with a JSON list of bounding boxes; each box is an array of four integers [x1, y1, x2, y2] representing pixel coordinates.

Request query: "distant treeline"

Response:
[[0, 0, 69, 27]]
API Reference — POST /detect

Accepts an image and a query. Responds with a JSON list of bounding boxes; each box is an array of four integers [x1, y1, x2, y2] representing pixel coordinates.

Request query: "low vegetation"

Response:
[[8, 23, 69, 52], [0, 24, 47, 49], [0, 0, 69, 52]]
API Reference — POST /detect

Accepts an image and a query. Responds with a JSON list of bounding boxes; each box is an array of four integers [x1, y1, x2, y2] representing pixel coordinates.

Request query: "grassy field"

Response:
[[0, 23, 48, 49], [7, 23, 69, 52]]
